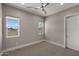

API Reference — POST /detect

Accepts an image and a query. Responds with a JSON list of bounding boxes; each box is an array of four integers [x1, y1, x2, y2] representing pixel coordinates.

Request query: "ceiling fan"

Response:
[[26, 3, 50, 15]]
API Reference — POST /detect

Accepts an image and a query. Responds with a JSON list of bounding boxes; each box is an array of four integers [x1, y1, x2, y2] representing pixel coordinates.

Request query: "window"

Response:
[[6, 16, 20, 38], [38, 21, 44, 35]]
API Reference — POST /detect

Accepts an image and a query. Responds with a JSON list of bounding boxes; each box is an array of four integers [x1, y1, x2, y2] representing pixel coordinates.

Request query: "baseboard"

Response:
[[2, 40, 44, 53], [45, 40, 65, 48], [1, 39, 65, 53]]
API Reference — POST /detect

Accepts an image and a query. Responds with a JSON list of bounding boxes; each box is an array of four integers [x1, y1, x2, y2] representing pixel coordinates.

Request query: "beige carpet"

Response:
[[2, 41, 79, 56]]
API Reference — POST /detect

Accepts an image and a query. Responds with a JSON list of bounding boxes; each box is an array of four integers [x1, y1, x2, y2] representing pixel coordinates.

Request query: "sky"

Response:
[[6, 18, 19, 28]]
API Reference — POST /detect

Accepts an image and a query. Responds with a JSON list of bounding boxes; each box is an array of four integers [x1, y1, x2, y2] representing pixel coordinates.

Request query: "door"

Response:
[[66, 14, 79, 51]]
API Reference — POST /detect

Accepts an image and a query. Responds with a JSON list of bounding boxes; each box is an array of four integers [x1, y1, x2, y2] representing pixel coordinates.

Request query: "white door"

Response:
[[66, 14, 79, 51]]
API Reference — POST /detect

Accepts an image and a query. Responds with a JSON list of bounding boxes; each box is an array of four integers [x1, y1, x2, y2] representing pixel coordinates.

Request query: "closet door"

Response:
[[67, 14, 79, 51]]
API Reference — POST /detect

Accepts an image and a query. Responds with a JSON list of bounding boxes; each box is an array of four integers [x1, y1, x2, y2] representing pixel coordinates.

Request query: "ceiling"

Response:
[[5, 3, 79, 16]]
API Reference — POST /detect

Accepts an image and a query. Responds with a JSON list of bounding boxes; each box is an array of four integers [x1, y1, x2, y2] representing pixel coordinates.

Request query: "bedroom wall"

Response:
[[2, 4, 43, 50], [45, 5, 79, 45], [0, 3, 2, 52]]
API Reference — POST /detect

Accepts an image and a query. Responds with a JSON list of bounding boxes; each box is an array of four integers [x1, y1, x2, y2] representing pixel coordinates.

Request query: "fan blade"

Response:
[[26, 7, 34, 8], [42, 8, 47, 15], [26, 7, 41, 9], [44, 3, 49, 7], [35, 7, 41, 9]]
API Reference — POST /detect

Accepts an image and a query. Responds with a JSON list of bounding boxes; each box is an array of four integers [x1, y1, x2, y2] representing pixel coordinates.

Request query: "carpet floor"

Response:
[[2, 41, 79, 56]]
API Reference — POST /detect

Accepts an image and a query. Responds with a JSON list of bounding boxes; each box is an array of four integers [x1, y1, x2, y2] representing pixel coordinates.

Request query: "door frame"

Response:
[[64, 12, 79, 48]]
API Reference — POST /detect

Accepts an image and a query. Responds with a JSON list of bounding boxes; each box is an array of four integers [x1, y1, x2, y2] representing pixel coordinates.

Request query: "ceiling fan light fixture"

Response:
[[26, 3, 49, 15], [43, 3, 47, 6]]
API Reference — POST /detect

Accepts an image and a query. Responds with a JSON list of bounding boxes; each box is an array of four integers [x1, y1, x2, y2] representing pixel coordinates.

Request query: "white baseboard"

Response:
[[2, 40, 44, 53], [45, 40, 65, 48], [1, 39, 65, 53]]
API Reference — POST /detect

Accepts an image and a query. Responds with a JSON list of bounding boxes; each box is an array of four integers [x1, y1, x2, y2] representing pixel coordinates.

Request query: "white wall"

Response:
[[0, 3, 2, 52]]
